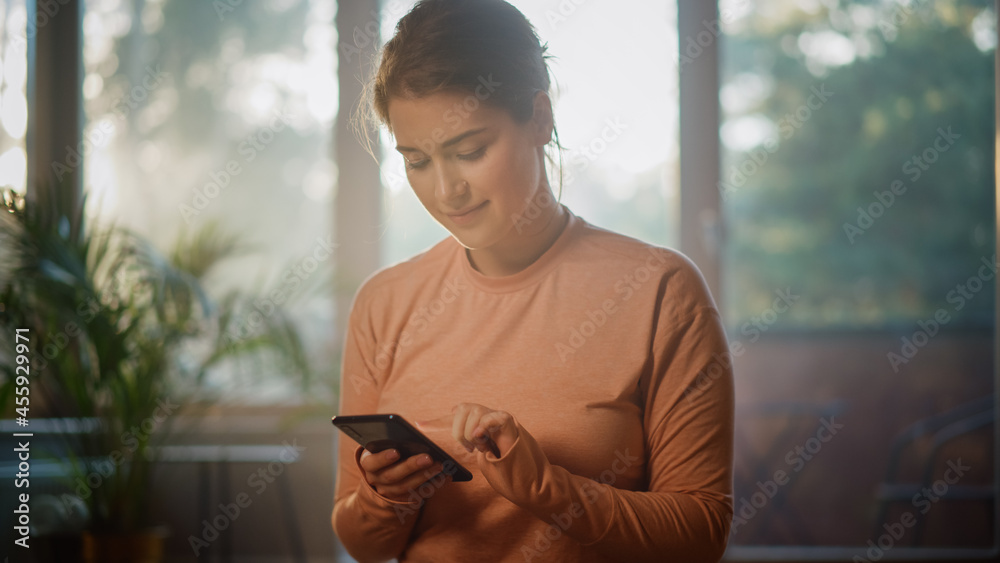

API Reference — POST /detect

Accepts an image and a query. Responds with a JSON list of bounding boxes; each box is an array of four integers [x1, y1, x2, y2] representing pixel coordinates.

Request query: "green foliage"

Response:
[[0, 186, 312, 533], [722, 0, 995, 329]]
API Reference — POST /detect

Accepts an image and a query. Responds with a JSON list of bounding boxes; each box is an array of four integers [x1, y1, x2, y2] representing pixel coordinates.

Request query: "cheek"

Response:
[[477, 144, 536, 200]]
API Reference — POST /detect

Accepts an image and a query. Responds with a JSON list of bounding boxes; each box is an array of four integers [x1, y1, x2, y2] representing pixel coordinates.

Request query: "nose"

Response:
[[433, 162, 469, 204]]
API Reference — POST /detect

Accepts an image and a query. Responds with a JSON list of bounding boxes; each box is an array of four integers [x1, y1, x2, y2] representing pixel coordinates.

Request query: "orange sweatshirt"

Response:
[[332, 205, 734, 562]]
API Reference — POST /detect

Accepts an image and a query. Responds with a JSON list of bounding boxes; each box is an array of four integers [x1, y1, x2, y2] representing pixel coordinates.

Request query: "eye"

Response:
[[457, 147, 486, 161], [404, 158, 429, 171]]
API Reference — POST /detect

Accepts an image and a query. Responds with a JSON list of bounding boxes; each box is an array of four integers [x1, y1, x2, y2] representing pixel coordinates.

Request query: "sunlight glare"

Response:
[[1, 86, 27, 139], [0, 147, 26, 192]]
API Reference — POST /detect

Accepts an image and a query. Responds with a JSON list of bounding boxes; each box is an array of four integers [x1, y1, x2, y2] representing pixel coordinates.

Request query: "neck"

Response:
[[467, 199, 568, 277]]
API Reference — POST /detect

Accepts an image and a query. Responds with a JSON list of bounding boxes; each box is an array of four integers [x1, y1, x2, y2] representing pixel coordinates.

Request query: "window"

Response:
[[81, 0, 338, 401], [719, 0, 996, 557]]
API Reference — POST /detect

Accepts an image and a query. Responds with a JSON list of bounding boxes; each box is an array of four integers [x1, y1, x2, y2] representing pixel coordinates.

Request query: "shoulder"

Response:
[[569, 219, 717, 317], [347, 237, 455, 320]]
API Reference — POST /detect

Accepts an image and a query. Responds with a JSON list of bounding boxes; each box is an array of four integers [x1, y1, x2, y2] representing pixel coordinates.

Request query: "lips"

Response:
[[446, 201, 487, 218], [445, 201, 488, 226]]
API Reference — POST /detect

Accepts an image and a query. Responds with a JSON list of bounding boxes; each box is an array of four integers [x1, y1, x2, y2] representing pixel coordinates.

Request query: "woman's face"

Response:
[[388, 89, 554, 251]]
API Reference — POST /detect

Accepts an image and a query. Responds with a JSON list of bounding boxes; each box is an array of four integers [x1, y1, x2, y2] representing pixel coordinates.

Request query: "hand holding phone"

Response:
[[333, 414, 473, 500]]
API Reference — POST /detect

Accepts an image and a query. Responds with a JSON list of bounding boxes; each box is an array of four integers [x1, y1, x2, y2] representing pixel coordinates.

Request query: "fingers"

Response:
[[475, 411, 515, 456], [465, 412, 486, 452], [377, 462, 448, 499], [452, 405, 477, 452], [359, 448, 401, 475], [359, 449, 449, 501], [451, 403, 518, 458], [452, 403, 490, 452]]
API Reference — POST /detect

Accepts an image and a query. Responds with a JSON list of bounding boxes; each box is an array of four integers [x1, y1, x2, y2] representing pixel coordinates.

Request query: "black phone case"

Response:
[[332, 413, 473, 482]]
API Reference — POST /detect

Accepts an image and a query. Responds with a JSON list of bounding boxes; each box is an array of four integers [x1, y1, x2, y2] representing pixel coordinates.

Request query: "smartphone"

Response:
[[332, 413, 473, 482]]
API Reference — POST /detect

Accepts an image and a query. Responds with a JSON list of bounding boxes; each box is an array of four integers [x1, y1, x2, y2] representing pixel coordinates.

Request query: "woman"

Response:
[[332, 1, 734, 561]]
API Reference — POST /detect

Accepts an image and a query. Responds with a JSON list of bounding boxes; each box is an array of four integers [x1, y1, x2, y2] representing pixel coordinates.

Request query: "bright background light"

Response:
[[0, 0, 27, 193]]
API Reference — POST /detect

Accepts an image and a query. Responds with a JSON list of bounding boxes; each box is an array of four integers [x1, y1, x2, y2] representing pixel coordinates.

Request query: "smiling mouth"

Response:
[[445, 201, 489, 226], [447, 201, 487, 218]]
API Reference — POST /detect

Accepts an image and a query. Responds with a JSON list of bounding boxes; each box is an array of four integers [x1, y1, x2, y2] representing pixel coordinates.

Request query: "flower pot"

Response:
[[81, 528, 168, 563]]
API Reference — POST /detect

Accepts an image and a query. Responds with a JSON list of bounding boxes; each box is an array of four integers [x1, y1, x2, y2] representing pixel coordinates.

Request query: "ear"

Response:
[[529, 90, 555, 147]]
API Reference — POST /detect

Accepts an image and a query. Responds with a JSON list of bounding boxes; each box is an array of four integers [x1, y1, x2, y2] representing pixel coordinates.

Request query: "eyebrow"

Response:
[[395, 127, 488, 153]]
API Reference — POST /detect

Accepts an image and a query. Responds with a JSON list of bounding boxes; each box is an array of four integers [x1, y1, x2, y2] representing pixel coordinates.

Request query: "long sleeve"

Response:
[[329, 208, 735, 561], [331, 285, 424, 562], [478, 304, 735, 563]]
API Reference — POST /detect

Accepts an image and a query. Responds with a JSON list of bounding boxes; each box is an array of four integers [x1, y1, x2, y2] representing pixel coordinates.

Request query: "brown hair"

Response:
[[358, 0, 564, 198]]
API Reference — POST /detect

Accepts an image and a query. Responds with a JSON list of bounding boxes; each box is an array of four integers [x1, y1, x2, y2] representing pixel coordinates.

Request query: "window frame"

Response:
[[680, 1, 1000, 560], [25, 0, 83, 221]]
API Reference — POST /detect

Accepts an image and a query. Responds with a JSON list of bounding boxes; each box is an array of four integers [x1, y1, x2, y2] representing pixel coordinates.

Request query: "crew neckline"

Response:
[[457, 203, 580, 293]]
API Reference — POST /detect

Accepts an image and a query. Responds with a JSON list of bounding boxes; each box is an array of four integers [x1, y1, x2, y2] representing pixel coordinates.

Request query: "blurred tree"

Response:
[[81, 0, 338, 402], [721, 0, 995, 329]]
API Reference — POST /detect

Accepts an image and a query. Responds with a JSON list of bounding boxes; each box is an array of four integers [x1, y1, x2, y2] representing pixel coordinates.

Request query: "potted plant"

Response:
[[0, 186, 315, 562]]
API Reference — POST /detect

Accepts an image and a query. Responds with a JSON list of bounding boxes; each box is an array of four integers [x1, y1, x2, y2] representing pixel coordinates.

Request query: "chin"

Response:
[[439, 215, 503, 250], [448, 231, 487, 250], [445, 225, 505, 252]]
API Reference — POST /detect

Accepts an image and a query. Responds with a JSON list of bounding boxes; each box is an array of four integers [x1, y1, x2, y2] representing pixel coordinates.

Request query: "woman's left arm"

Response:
[[463, 305, 735, 563]]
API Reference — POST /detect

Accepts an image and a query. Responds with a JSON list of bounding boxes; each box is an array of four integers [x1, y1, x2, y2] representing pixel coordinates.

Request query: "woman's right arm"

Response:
[[331, 287, 425, 562]]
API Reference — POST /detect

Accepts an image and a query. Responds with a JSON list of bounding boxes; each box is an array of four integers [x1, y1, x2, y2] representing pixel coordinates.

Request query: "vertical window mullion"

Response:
[[334, 0, 383, 341], [678, 0, 722, 301], [26, 0, 83, 223]]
